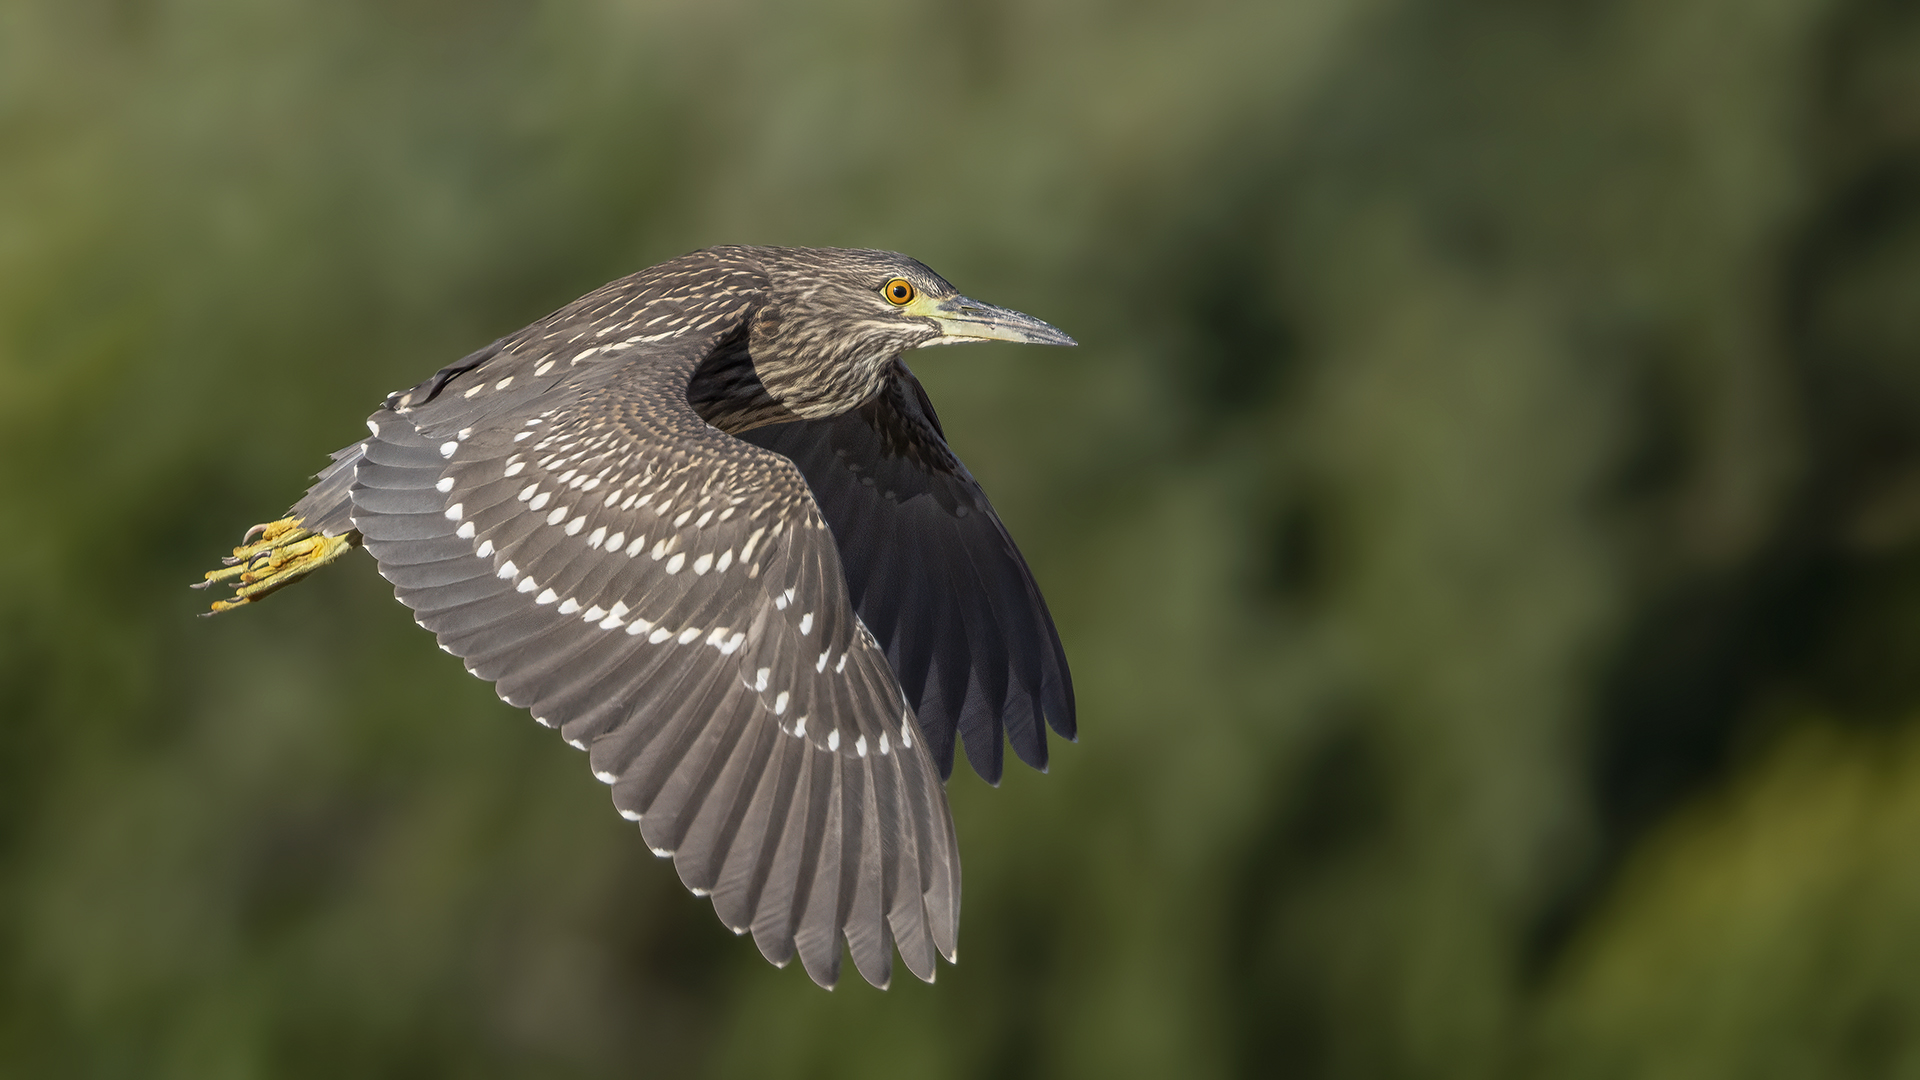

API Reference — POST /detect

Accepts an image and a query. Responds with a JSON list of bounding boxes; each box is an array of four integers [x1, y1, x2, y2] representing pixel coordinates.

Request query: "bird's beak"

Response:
[[917, 294, 1077, 347]]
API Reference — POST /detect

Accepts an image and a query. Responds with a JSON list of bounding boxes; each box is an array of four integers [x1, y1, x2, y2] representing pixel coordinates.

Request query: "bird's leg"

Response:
[[193, 515, 358, 613]]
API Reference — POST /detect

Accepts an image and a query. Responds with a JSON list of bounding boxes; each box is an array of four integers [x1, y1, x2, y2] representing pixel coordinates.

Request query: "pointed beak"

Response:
[[920, 294, 1077, 347]]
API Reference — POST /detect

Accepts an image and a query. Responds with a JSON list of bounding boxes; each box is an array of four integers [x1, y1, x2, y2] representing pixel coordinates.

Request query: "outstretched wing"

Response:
[[346, 267, 958, 990], [742, 360, 1075, 785]]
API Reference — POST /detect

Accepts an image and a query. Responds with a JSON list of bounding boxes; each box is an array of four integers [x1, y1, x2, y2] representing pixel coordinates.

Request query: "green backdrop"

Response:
[[4, 0, 1920, 1076]]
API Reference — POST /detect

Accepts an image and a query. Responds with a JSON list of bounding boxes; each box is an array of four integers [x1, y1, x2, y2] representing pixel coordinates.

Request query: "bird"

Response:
[[196, 245, 1077, 990]]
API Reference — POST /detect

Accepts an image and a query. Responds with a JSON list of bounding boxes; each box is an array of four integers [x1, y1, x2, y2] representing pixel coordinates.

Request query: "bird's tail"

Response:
[[193, 442, 366, 613]]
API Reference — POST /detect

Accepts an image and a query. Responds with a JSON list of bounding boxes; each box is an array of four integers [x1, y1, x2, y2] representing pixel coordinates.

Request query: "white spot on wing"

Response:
[[665, 552, 685, 574], [755, 668, 770, 692], [498, 560, 518, 579], [535, 588, 557, 605], [456, 521, 475, 539], [774, 691, 789, 715], [476, 539, 494, 558], [855, 735, 867, 758], [518, 577, 538, 593], [530, 492, 551, 511], [677, 627, 699, 645], [505, 461, 525, 477], [440, 441, 458, 458], [828, 730, 840, 752], [798, 612, 813, 635], [557, 598, 580, 615], [693, 553, 712, 575], [565, 515, 586, 536], [443, 503, 464, 521], [436, 476, 455, 493]]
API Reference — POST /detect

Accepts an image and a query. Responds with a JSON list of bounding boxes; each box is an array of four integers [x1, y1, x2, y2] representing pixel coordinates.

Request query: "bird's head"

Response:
[[742, 247, 1075, 419]]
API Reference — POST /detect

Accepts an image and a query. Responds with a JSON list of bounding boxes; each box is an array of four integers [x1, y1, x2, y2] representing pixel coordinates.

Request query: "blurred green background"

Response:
[[4, 0, 1920, 1076]]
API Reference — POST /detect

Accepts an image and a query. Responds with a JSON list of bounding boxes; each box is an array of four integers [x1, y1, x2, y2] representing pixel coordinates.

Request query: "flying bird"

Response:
[[197, 246, 1077, 989]]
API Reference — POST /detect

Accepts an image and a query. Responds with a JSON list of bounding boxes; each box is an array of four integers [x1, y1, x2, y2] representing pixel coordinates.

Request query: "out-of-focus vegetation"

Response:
[[3, 0, 1918, 1075]]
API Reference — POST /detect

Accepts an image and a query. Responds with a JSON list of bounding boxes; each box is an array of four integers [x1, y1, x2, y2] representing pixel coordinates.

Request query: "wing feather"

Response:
[[750, 739, 821, 968], [674, 692, 779, 895], [792, 746, 846, 988], [844, 753, 892, 989], [715, 726, 805, 936]]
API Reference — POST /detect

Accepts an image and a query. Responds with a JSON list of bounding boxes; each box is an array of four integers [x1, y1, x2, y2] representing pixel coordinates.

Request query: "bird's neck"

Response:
[[686, 333, 804, 434]]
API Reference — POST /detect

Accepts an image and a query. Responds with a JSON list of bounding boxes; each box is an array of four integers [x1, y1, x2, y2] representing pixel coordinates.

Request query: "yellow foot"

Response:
[[193, 515, 357, 613]]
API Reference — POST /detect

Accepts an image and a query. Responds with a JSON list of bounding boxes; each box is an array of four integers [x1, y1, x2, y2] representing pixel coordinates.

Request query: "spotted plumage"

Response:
[[198, 246, 1077, 990]]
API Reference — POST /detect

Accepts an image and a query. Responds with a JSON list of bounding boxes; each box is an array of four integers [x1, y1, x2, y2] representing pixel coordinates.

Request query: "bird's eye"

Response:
[[882, 278, 916, 305]]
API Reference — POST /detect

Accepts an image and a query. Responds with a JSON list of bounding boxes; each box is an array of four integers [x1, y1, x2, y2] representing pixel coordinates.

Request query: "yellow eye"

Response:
[[882, 278, 916, 305]]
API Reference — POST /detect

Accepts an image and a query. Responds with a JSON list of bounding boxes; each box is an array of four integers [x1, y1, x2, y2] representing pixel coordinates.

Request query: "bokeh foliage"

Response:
[[3, 0, 1919, 1076]]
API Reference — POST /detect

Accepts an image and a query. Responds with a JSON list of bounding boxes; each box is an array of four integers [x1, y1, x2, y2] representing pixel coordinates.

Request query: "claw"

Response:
[[196, 514, 357, 613]]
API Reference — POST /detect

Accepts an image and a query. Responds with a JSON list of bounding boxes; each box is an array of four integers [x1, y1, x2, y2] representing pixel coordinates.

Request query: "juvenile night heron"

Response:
[[197, 246, 1076, 990]]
